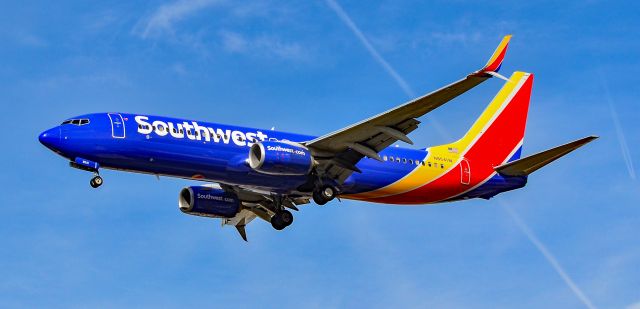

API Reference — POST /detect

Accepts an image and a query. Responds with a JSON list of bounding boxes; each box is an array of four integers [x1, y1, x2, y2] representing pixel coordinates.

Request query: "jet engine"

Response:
[[178, 186, 240, 218], [248, 141, 314, 176]]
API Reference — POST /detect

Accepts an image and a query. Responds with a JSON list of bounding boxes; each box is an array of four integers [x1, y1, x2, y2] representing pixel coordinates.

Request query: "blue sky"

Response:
[[1, 0, 639, 308]]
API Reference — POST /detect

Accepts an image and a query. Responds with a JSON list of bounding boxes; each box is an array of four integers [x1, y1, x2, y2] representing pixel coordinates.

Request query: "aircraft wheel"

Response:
[[90, 175, 103, 188], [313, 185, 336, 205], [320, 186, 336, 201], [271, 210, 293, 230], [312, 191, 327, 205]]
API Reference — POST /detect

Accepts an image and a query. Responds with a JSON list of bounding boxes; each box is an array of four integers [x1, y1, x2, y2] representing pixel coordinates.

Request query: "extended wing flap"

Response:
[[495, 136, 598, 176]]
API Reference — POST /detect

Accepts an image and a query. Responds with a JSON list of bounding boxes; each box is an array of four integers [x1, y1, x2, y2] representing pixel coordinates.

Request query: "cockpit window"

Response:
[[61, 118, 90, 126]]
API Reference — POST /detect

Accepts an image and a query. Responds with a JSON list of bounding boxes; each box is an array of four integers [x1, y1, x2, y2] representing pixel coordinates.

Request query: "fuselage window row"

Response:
[[383, 155, 446, 169]]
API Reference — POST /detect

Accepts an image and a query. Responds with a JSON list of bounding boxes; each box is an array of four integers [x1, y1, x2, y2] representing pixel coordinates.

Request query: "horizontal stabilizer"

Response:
[[495, 136, 598, 176]]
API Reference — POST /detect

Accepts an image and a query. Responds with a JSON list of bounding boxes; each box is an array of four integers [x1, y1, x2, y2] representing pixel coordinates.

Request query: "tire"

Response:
[[313, 191, 327, 205], [279, 210, 294, 226], [270, 215, 285, 230], [271, 210, 294, 230], [90, 176, 103, 188]]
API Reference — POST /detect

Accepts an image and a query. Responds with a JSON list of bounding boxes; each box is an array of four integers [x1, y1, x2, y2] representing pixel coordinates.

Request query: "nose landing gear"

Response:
[[69, 158, 104, 189], [90, 175, 103, 188]]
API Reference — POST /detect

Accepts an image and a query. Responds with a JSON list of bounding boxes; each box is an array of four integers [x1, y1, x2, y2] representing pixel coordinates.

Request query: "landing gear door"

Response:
[[460, 158, 471, 185], [108, 113, 126, 139]]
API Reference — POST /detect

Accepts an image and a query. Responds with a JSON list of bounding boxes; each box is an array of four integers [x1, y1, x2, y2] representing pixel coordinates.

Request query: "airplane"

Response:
[[39, 35, 597, 241]]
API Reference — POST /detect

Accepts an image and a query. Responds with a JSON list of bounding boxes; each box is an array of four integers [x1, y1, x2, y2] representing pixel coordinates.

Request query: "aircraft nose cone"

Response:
[[39, 127, 61, 150]]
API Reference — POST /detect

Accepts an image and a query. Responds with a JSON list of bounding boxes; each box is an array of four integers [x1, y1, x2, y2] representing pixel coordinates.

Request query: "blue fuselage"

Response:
[[39, 113, 525, 203]]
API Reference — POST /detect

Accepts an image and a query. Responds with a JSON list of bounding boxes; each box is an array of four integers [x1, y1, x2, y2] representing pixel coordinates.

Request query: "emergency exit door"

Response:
[[460, 158, 471, 185]]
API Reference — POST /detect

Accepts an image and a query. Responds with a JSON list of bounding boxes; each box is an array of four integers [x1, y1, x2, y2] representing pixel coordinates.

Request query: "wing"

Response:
[[304, 35, 513, 182], [219, 183, 310, 241]]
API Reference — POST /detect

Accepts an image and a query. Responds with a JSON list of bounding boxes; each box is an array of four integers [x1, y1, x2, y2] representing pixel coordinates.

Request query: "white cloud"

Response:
[[138, 0, 223, 38], [219, 30, 248, 53], [133, 1, 306, 61], [627, 301, 640, 309], [219, 30, 305, 61]]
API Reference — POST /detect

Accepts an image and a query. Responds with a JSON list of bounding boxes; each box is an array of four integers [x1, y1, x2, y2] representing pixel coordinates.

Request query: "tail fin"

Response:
[[446, 71, 533, 167], [495, 136, 598, 176]]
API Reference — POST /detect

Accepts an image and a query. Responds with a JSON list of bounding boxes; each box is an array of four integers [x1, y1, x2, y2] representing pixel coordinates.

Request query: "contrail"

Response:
[[324, 0, 452, 141], [600, 75, 636, 180], [325, 0, 412, 96], [324, 1, 596, 306], [500, 202, 597, 309]]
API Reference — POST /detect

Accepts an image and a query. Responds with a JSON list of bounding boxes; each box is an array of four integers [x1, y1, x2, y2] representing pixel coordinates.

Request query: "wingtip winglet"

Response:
[[481, 34, 512, 74]]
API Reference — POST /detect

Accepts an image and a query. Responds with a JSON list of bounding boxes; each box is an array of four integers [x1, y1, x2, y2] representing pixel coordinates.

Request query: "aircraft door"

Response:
[[108, 113, 126, 139], [460, 158, 471, 185]]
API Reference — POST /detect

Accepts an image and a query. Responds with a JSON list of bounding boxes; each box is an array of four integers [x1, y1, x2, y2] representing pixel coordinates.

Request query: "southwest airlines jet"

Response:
[[39, 36, 596, 241]]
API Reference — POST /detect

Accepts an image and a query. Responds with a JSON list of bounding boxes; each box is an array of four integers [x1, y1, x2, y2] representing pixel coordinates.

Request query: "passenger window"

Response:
[[421, 161, 425, 166], [402, 158, 407, 164], [409, 159, 414, 165], [383, 156, 388, 161], [440, 164, 444, 169], [428, 162, 432, 167]]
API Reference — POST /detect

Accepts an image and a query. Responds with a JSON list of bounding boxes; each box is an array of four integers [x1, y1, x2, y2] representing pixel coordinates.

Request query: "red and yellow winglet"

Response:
[[481, 34, 512, 73]]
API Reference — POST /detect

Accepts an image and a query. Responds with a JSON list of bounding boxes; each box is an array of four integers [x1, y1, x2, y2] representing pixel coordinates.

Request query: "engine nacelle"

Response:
[[248, 141, 314, 176], [178, 186, 240, 218]]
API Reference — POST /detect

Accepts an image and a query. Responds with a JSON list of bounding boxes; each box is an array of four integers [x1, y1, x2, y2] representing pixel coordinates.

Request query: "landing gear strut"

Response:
[[270, 195, 294, 230], [90, 175, 103, 188], [69, 158, 103, 189], [313, 185, 337, 205]]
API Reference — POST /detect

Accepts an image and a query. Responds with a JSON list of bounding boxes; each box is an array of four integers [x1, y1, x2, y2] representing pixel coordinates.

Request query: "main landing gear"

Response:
[[270, 195, 294, 231], [270, 209, 294, 230], [312, 185, 337, 205]]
